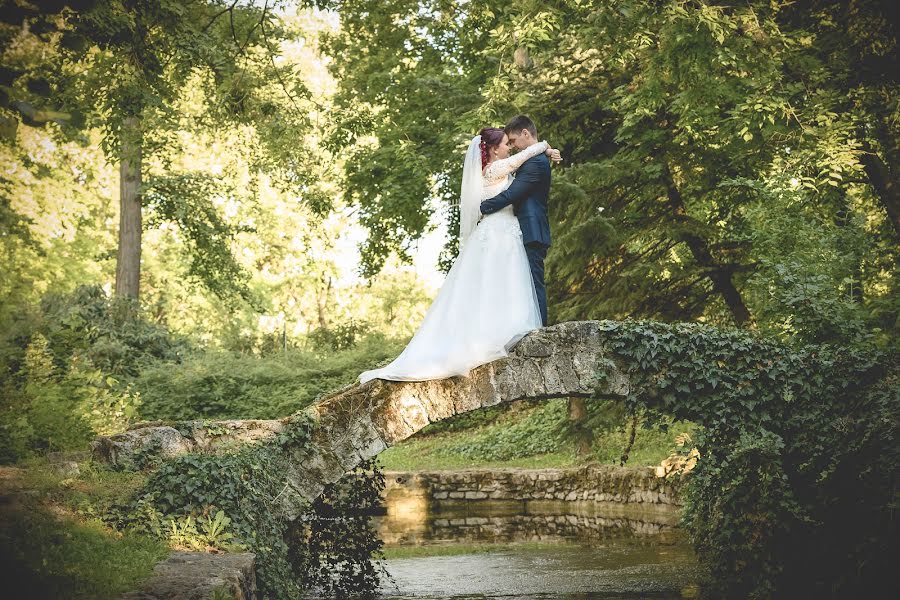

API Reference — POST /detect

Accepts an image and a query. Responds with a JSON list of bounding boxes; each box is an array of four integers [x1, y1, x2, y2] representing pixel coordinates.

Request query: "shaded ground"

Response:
[[0, 461, 169, 600]]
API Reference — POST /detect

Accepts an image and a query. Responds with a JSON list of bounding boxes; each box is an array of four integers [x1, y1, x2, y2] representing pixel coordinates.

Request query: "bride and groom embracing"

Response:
[[359, 115, 562, 385]]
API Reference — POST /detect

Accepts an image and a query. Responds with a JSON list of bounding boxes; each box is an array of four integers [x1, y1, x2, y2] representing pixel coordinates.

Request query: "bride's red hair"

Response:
[[479, 127, 505, 169]]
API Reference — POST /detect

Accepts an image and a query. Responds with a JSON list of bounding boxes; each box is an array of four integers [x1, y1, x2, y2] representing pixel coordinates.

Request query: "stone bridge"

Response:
[[92, 321, 633, 519]]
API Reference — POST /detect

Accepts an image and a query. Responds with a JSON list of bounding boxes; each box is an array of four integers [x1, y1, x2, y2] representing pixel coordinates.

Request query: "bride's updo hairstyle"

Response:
[[479, 127, 505, 169]]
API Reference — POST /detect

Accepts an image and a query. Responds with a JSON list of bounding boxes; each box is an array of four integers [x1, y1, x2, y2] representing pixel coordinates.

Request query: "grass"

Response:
[[376, 400, 698, 471], [0, 456, 171, 600], [16, 455, 150, 514], [376, 434, 584, 470]]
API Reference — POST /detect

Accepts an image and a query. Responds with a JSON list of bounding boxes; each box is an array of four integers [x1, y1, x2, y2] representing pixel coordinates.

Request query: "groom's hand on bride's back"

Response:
[[480, 155, 545, 215]]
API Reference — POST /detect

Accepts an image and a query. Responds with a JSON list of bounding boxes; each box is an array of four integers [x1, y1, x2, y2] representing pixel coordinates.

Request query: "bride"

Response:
[[358, 128, 560, 384]]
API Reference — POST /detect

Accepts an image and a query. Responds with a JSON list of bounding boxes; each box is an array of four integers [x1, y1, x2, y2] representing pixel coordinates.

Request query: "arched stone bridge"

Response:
[[92, 321, 633, 519]]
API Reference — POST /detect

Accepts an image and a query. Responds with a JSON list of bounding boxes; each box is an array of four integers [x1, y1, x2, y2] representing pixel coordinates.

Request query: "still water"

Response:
[[371, 497, 703, 599]]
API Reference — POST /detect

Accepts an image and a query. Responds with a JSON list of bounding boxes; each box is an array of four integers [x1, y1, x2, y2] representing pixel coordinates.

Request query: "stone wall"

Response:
[[383, 464, 687, 507], [409, 510, 682, 544], [374, 499, 686, 547], [121, 551, 257, 600]]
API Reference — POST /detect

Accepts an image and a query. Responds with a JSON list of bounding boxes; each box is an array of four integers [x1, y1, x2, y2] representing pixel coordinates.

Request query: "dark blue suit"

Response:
[[479, 153, 551, 326]]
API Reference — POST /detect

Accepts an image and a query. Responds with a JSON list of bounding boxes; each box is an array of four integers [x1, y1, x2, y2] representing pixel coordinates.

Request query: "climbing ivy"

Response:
[[593, 319, 897, 598], [106, 414, 389, 599], [289, 458, 393, 599]]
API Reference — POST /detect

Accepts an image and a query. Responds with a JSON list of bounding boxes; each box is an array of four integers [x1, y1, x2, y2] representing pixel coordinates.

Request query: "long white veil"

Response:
[[457, 135, 483, 249]]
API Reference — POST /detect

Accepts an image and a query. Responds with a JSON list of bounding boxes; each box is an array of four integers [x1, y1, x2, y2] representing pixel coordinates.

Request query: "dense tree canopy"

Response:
[[2, 0, 337, 304], [324, 0, 898, 346]]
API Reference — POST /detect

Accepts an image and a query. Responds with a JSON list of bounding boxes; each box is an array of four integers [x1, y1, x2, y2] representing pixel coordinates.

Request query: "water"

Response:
[[371, 497, 703, 599]]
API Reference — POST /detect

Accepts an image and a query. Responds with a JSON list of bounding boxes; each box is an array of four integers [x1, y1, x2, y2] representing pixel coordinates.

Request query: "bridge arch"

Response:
[[278, 321, 631, 518], [92, 321, 634, 519]]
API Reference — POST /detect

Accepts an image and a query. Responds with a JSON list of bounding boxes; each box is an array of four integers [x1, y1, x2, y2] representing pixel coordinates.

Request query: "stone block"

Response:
[[121, 551, 257, 600]]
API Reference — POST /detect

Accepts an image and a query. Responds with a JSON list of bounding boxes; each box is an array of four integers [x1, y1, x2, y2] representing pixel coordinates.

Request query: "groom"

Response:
[[480, 115, 552, 327]]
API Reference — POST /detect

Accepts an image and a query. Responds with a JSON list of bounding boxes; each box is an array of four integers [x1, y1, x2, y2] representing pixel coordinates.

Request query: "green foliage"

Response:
[[0, 465, 171, 600], [434, 399, 569, 461], [2, 2, 897, 597], [748, 259, 872, 344], [307, 318, 371, 352], [290, 458, 391, 599], [412, 402, 509, 435], [106, 418, 311, 599], [107, 415, 389, 599], [34, 284, 190, 377], [143, 173, 259, 308], [163, 510, 245, 553], [0, 285, 185, 462], [0, 333, 95, 461], [321, 0, 498, 276], [593, 319, 897, 598], [133, 333, 406, 421], [324, 0, 897, 344], [1, 0, 338, 309], [378, 399, 695, 469], [586, 412, 699, 468]]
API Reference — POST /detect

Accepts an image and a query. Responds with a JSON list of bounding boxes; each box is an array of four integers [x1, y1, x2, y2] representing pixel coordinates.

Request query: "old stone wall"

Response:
[[383, 464, 686, 507], [121, 551, 257, 600]]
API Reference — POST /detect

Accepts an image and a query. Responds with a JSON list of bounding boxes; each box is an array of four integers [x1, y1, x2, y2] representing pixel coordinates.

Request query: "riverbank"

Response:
[[373, 494, 703, 599]]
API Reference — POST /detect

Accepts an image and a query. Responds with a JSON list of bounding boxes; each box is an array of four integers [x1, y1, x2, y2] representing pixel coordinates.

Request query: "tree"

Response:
[[2, 0, 328, 305], [323, 0, 896, 344], [320, 0, 499, 276]]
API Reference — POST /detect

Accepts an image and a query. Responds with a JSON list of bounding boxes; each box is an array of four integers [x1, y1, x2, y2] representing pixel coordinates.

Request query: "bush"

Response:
[[132, 333, 406, 421], [107, 415, 389, 599], [434, 399, 569, 461], [0, 285, 182, 462], [34, 285, 190, 377], [0, 334, 95, 461], [595, 319, 897, 598]]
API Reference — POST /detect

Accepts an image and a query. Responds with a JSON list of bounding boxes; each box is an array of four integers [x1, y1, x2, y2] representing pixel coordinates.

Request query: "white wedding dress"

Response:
[[358, 138, 547, 384]]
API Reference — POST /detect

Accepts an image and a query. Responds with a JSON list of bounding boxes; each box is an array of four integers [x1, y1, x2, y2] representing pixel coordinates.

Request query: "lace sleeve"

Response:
[[482, 140, 549, 182]]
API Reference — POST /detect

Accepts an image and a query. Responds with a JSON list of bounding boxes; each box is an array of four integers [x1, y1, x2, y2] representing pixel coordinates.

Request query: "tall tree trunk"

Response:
[[859, 137, 900, 237], [316, 273, 332, 329], [661, 161, 752, 327], [567, 397, 593, 457], [115, 115, 142, 300]]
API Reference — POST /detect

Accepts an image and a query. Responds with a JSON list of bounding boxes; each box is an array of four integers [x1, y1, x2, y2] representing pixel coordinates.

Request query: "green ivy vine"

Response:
[[105, 413, 389, 599], [593, 319, 897, 598]]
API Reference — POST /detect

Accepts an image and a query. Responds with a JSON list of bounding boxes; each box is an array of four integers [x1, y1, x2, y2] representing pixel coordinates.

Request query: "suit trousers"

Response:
[[524, 241, 548, 326]]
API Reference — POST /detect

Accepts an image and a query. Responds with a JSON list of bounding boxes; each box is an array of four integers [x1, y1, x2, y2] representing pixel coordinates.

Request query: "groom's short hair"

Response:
[[505, 115, 537, 138]]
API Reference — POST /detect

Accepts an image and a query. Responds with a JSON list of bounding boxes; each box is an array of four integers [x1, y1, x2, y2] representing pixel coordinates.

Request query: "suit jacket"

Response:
[[479, 152, 552, 247]]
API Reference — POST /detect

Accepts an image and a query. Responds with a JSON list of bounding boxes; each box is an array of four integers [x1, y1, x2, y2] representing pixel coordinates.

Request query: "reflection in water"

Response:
[[371, 492, 703, 599]]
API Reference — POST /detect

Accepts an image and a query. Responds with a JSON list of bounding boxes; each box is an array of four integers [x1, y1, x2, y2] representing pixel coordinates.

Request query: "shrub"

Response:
[[132, 333, 406, 421], [434, 399, 569, 461], [0, 285, 181, 462], [107, 415, 389, 599], [595, 319, 897, 598], [0, 334, 95, 461]]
